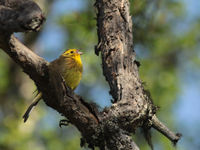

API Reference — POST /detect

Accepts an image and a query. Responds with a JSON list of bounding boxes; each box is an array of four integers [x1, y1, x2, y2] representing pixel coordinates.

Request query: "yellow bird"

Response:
[[23, 49, 83, 122]]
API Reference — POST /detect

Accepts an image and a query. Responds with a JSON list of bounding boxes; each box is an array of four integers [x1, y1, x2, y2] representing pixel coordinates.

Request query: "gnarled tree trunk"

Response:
[[0, 0, 181, 149]]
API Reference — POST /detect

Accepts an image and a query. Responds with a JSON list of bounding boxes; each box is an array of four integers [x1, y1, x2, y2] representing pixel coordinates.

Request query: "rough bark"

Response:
[[0, 0, 181, 150]]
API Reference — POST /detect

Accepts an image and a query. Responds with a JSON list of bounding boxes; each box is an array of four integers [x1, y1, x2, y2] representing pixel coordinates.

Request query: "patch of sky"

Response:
[[36, 23, 67, 61], [183, 0, 200, 20], [172, 1, 200, 125], [135, 44, 151, 59], [172, 0, 200, 35], [90, 85, 112, 108], [36, 0, 88, 61], [51, 0, 87, 17], [173, 60, 200, 149]]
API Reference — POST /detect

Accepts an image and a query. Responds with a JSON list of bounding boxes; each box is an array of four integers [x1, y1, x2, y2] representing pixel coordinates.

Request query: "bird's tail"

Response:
[[23, 92, 42, 122]]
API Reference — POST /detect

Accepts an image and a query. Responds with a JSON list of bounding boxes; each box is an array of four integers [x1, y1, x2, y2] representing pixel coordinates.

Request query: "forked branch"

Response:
[[0, 0, 181, 149]]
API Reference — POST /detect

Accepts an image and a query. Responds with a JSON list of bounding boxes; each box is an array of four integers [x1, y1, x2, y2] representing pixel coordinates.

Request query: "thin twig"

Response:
[[151, 115, 181, 145]]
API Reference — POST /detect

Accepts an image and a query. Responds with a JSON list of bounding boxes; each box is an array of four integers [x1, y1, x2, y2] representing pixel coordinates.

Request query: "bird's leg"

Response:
[[59, 119, 70, 128]]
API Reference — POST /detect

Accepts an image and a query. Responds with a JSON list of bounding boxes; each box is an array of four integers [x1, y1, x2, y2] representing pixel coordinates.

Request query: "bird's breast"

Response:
[[62, 58, 83, 90]]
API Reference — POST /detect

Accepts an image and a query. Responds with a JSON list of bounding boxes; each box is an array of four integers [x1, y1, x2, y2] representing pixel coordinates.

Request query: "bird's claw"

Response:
[[59, 119, 70, 128]]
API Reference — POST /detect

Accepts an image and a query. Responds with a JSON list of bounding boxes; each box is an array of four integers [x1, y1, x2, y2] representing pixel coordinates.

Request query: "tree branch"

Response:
[[0, 0, 45, 32], [105, 128, 140, 150], [152, 115, 181, 145], [0, 34, 48, 81], [0, 0, 181, 149], [0, 33, 99, 150], [0, 0, 99, 147], [95, 0, 181, 148]]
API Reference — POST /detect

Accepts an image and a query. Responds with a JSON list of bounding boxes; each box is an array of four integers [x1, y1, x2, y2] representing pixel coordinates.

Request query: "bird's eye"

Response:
[[70, 51, 74, 54]]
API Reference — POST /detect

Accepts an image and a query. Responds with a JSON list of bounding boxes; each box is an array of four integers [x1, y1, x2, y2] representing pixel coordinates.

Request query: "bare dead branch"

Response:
[[95, 0, 181, 148], [0, 0, 99, 147], [0, 34, 48, 81], [0, 0, 181, 149], [152, 115, 182, 145], [0, 0, 45, 32], [105, 129, 140, 150], [0, 32, 100, 150]]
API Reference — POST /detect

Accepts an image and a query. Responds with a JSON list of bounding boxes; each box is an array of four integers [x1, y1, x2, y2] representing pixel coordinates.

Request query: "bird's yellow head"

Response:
[[62, 49, 83, 59], [61, 49, 83, 66]]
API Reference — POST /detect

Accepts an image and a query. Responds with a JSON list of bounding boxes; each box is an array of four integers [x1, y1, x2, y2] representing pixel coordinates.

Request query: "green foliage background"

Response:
[[0, 0, 199, 150]]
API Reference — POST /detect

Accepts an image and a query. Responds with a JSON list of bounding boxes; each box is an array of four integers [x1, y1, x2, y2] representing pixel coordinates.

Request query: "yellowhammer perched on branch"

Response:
[[23, 49, 83, 122]]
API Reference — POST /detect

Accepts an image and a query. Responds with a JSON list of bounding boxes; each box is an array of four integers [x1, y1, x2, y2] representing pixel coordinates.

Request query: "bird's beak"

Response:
[[78, 51, 83, 55]]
